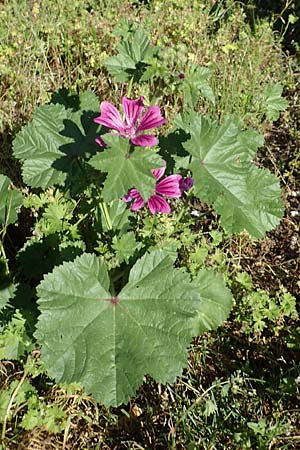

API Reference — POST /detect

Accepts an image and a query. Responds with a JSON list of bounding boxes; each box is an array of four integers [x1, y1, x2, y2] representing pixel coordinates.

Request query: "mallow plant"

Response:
[[0, 31, 284, 408]]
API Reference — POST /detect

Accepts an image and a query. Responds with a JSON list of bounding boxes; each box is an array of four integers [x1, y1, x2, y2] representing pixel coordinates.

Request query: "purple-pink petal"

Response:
[[94, 101, 126, 133], [131, 196, 145, 211], [147, 195, 171, 214], [151, 166, 166, 180], [155, 174, 182, 198], [136, 105, 166, 133], [123, 188, 145, 211], [123, 191, 134, 203], [131, 134, 158, 147], [95, 136, 107, 147], [122, 96, 144, 127]]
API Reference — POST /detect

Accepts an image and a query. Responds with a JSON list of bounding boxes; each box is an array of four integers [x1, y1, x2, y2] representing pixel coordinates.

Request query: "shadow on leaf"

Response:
[[159, 129, 190, 172]]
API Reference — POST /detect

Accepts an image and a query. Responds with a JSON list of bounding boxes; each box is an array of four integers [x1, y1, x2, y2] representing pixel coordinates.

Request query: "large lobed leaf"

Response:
[[13, 91, 100, 189], [104, 30, 156, 83], [177, 114, 284, 237], [35, 251, 232, 406], [89, 134, 162, 201]]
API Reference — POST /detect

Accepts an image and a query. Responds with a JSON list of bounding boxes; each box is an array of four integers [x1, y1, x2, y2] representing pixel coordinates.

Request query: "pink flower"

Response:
[[94, 96, 166, 147], [123, 167, 182, 214]]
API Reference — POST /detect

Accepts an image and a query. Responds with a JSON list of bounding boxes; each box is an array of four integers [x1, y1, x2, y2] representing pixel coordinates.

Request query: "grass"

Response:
[[0, 0, 290, 132], [0, 0, 300, 448]]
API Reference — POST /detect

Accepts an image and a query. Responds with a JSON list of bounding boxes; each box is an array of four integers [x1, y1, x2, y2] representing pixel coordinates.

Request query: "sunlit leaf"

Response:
[[13, 92, 100, 189], [191, 269, 232, 334], [180, 65, 215, 107], [35, 251, 231, 406], [177, 114, 283, 237], [89, 134, 162, 201], [105, 30, 157, 82]]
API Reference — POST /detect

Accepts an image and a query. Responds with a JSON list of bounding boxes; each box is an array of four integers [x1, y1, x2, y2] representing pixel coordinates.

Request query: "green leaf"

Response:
[[0, 175, 23, 225], [148, 239, 180, 262], [100, 199, 132, 233], [13, 104, 69, 188], [89, 134, 162, 201], [140, 52, 168, 82], [180, 65, 215, 108], [35, 251, 231, 406], [112, 232, 142, 263], [2, 283, 37, 334], [0, 311, 33, 360], [204, 398, 218, 417], [38, 190, 76, 235], [235, 272, 253, 290], [0, 380, 37, 423], [104, 30, 157, 82], [0, 282, 15, 311], [180, 115, 283, 237], [13, 91, 100, 189], [191, 270, 232, 334], [0, 388, 11, 422], [21, 397, 67, 432], [113, 19, 135, 39], [265, 83, 288, 122], [51, 88, 100, 113]]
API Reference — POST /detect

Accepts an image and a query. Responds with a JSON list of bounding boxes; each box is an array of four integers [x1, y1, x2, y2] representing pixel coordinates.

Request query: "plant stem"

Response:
[[174, 380, 229, 431], [1, 367, 28, 441], [99, 200, 112, 231], [0, 240, 9, 275], [176, 203, 188, 224], [127, 76, 134, 98]]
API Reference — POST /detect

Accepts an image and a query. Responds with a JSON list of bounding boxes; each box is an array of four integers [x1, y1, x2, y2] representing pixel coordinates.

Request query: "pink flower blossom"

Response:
[[123, 167, 182, 214], [94, 96, 166, 147]]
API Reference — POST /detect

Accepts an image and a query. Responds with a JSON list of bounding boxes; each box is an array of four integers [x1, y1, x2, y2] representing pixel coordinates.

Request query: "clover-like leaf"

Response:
[[89, 134, 163, 201], [112, 232, 142, 263], [35, 251, 232, 406], [13, 91, 100, 189], [264, 83, 288, 122], [105, 30, 157, 82], [179, 114, 283, 237], [0, 310, 34, 360], [0, 175, 23, 226]]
